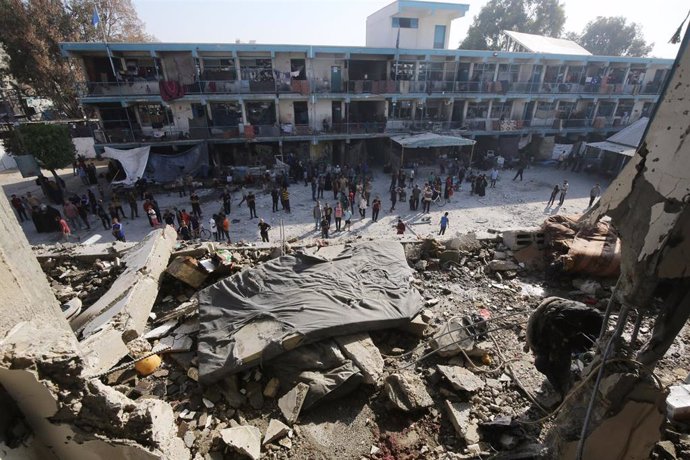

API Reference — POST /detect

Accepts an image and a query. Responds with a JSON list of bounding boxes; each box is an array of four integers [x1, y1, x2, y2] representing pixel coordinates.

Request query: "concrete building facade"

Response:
[[58, 1, 673, 171]]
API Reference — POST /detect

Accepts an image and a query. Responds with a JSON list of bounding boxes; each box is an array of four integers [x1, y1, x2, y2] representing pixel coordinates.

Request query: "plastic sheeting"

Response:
[[196, 241, 423, 384], [103, 144, 209, 185], [103, 146, 150, 186], [145, 143, 209, 183], [392, 133, 476, 149]]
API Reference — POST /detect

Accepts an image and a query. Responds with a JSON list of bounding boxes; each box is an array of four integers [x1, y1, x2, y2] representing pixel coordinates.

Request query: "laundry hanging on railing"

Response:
[[159, 81, 186, 101]]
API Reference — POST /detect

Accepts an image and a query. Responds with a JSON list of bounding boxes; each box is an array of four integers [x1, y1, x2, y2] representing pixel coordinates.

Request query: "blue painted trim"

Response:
[[59, 42, 674, 65], [398, 0, 470, 15]]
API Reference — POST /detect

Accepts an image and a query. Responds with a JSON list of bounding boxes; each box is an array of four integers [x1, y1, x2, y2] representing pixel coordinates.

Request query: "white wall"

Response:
[[0, 143, 17, 171], [366, 3, 457, 49], [169, 102, 194, 131]]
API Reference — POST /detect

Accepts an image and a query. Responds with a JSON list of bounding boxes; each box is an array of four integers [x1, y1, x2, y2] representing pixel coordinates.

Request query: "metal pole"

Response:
[[468, 142, 476, 167]]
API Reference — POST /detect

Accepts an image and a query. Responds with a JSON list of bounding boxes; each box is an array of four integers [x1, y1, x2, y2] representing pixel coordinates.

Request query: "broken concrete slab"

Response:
[[72, 226, 178, 376], [384, 371, 434, 412], [431, 318, 475, 358], [667, 384, 690, 421], [437, 365, 485, 393], [34, 241, 136, 263], [500, 228, 544, 251], [445, 233, 482, 252], [445, 400, 481, 445], [166, 256, 208, 289], [263, 419, 290, 445], [220, 426, 261, 460], [335, 333, 385, 385], [278, 382, 309, 425]]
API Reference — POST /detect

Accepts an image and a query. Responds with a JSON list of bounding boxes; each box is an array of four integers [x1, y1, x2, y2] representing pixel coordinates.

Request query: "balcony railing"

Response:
[[78, 77, 665, 98]]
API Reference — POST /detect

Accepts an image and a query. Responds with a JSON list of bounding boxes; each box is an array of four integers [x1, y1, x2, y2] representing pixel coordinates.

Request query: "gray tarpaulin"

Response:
[[145, 143, 209, 182], [196, 241, 423, 384]]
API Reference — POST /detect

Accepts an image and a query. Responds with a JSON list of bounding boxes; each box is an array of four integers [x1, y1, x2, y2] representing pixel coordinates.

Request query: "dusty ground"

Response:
[[2, 162, 605, 247]]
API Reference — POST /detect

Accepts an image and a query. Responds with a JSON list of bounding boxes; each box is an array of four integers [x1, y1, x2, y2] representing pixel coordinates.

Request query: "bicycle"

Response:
[[195, 223, 213, 241], [432, 193, 446, 207]]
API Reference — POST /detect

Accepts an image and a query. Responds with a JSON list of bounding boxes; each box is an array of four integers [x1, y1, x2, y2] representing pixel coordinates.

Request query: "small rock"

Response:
[[437, 365, 485, 393], [263, 378, 281, 399], [187, 367, 199, 381], [370, 445, 380, 455], [383, 371, 434, 412], [184, 431, 195, 448], [278, 437, 292, 449], [263, 419, 290, 445]]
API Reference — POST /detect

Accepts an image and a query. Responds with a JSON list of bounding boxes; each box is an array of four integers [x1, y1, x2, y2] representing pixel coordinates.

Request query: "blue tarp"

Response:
[[145, 143, 209, 182]]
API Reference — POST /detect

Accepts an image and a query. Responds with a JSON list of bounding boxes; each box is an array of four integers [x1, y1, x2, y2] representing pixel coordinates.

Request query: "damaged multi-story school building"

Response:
[[2, 1, 690, 459]]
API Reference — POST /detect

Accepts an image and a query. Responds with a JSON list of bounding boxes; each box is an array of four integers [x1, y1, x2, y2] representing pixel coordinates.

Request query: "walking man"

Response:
[[439, 212, 449, 236], [258, 218, 271, 242], [589, 183, 601, 208], [343, 208, 352, 231], [56, 216, 77, 242], [412, 184, 421, 211], [513, 164, 525, 181], [359, 196, 367, 219], [559, 180, 569, 206], [547, 184, 560, 207], [221, 188, 232, 214], [281, 187, 290, 213], [320, 215, 330, 239], [371, 197, 381, 222], [334, 202, 343, 231], [389, 187, 398, 213], [127, 190, 138, 218]]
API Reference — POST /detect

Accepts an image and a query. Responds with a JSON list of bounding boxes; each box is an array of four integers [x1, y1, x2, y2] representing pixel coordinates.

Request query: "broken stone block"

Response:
[[431, 318, 475, 358], [437, 365, 485, 393], [667, 384, 690, 421], [335, 333, 385, 385], [278, 382, 309, 425], [384, 371, 434, 412], [445, 233, 482, 252], [445, 400, 481, 445], [278, 437, 292, 449], [166, 256, 209, 288], [488, 260, 520, 272], [400, 315, 429, 338], [220, 426, 261, 460], [263, 419, 290, 445], [263, 377, 280, 398]]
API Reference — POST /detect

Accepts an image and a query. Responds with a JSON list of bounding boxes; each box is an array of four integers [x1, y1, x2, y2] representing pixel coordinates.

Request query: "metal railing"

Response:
[[78, 78, 665, 98]]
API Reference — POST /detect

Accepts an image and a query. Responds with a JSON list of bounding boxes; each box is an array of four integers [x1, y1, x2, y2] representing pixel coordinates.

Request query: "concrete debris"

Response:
[[445, 233, 482, 252], [278, 382, 310, 425], [667, 384, 690, 422], [263, 377, 280, 398], [500, 228, 544, 251], [145, 319, 179, 340], [335, 333, 385, 385], [384, 371, 434, 412], [166, 256, 208, 288], [572, 278, 602, 295], [488, 260, 520, 272], [437, 365, 485, 393], [431, 318, 475, 358], [278, 436, 292, 449], [220, 425, 262, 460], [445, 400, 481, 445], [655, 440, 678, 459], [61, 297, 82, 320], [263, 419, 290, 445], [400, 314, 430, 338], [414, 259, 429, 271]]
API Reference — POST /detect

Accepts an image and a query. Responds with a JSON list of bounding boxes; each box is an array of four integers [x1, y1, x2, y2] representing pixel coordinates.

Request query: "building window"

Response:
[[392, 17, 418, 28], [497, 64, 520, 83], [137, 104, 172, 128], [466, 102, 490, 119], [202, 58, 236, 80], [490, 102, 512, 119], [433, 25, 446, 49], [472, 63, 496, 81]]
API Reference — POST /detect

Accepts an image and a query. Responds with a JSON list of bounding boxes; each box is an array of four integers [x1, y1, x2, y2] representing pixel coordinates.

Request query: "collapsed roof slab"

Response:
[[71, 226, 178, 376]]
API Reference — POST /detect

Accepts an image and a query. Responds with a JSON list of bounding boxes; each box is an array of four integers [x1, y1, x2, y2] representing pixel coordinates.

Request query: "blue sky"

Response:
[[132, 0, 688, 58]]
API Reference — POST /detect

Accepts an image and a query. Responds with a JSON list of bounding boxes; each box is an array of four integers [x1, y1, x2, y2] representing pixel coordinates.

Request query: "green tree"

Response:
[[0, 0, 153, 118], [568, 17, 653, 57], [460, 0, 566, 50], [3, 124, 76, 182]]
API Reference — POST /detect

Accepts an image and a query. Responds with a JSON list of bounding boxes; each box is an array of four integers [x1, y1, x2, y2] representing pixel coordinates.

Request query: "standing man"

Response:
[[209, 215, 218, 241], [559, 180, 569, 206], [10, 195, 28, 222], [247, 191, 258, 219], [422, 186, 433, 213], [371, 196, 381, 222], [359, 196, 368, 219], [313, 201, 322, 230], [334, 202, 343, 232], [320, 215, 330, 239], [258, 218, 271, 242], [589, 183, 601, 208], [343, 208, 352, 231], [311, 176, 318, 201], [63, 201, 82, 231], [411, 184, 421, 211], [221, 188, 232, 215], [190, 191, 202, 218], [324, 202, 333, 227], [271, 186, 279, 213], [439, 212, 449, 236], [56, 216, 77, 242], [490, 168, 499, 188], [389, 187, 398, 213], [127, 190, 138, 218], [281, 187, 291, 213]]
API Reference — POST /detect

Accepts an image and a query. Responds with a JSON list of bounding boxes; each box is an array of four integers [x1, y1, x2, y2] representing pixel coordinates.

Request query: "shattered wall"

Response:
[[588, 31, 690, 305]]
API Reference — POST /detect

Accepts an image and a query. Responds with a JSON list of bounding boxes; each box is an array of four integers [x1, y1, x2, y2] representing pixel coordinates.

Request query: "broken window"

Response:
[[240, 58, 275, 92], [391, 61, 415, 81], [123, 58, 160, 81], [290, 59, 306, 80], [490, 101, 513, 119], [466, 102, 489, 119], [389, 100, 413, 119], [245, 101, 276, 125], [293, 101, 309, 125], [210, 102, 242, 127]]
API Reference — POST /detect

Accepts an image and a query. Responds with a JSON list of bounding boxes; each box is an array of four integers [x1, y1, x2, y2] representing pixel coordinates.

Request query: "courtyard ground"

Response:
[[1, 162, 606, 246]]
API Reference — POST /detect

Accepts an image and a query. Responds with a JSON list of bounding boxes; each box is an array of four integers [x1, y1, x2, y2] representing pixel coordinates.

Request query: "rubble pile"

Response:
[[30, 230, 690, 459]]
